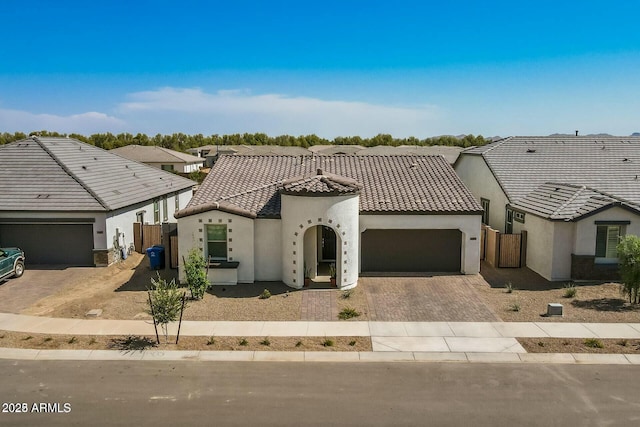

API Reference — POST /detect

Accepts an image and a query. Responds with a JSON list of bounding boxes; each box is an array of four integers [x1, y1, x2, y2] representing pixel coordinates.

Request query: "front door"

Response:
[[321, 226, 336, 261]]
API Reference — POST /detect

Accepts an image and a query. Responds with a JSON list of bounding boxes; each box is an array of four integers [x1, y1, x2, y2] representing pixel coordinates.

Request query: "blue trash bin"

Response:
[[146, 245, 165, 270]]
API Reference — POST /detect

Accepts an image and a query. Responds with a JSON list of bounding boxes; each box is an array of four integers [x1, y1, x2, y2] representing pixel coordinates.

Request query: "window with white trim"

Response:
[[480, 198, 490, 225], [153, 200, 160, 224], [162, 197, 168, 222], [206, 225, 227, 261], [595, 224, 624, 263]]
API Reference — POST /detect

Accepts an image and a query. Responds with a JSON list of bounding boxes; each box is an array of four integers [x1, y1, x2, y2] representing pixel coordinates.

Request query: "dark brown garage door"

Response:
[[361, 229, 461, 272], [0, 224, 94, 266]]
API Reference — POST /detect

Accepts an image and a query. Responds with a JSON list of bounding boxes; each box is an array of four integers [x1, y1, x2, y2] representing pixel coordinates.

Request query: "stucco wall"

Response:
[[281, 194, 359, 289], [254, 219, 282, 281], [359, 214, 481, 274], [177, 211, 255, 283], [574, 206, 640, 255], [513, 213, 554, 280], [455, 155, 510, 232]]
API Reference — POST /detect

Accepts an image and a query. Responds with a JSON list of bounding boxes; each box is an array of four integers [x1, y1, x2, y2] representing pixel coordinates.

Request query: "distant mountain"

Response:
[[632, 132, 640, 137]]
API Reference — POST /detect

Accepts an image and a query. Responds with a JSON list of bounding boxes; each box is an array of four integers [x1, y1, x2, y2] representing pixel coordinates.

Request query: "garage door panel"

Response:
[[0, 224, 94, 266], [362, 229, 461, 272]]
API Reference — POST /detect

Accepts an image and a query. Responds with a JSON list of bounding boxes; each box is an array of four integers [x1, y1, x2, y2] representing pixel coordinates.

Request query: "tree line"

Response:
[[0, 130, 488, 152]]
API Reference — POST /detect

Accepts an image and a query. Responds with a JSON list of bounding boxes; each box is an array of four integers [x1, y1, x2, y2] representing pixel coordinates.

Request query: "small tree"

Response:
[[147, 273, 185, 343], [616, 235, 640, 304], [184, 248, 210, 299]]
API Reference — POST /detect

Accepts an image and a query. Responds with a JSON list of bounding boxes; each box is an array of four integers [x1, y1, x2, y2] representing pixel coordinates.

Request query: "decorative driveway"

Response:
[[361, 275, 501, 322]]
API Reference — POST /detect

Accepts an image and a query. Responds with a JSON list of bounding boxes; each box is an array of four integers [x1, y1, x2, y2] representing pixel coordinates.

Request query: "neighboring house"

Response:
[[309, 145, 366, 155], [187, 145, 311, 167], [359, 145, 463, 164], [175, 155, 483, 289], [110, 145, 204, 173], [0, 137, 196, 266], [454, 135, 640, 281]]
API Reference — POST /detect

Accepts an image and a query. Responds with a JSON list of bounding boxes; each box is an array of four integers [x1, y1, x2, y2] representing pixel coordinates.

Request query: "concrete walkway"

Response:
[[1, 313, 640, 364]]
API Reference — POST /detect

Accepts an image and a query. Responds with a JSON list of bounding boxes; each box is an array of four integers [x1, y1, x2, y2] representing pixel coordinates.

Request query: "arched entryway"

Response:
[[303, 225, 340, 288]]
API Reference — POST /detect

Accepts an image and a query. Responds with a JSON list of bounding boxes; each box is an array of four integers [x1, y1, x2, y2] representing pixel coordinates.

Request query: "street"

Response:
[[1, 360, 639, 426]]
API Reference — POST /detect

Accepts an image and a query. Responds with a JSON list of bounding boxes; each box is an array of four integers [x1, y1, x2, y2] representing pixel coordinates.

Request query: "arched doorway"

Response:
[[303, 225, 339, 287]]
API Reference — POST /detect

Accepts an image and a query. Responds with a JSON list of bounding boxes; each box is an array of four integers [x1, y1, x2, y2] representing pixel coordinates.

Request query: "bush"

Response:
[[260, 338, 271, 346], [68, 336, 77, 344], [563, 283, 577, 298], [322, 339, 334, 347], [338, 307, 360, 320], [239, 338, 249, 346], [510, 302, 521, 312], [184, 249, 210, 300], [295, 341, 303, 348], [206, 336, 216, 346], [259, 289, 272, 299], [349, 340, 357, 347], [617, 235, 640, 303], [584, 338, 604, 349], [147, 273, 185, 343], [341, 289, 353, 299], [505, 282, 514, 293]]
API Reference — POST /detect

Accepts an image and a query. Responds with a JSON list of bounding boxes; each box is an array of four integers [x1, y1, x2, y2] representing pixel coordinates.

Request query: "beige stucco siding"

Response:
[[574, 206, 640, 255], [254, 219, 282, 281], [177, 211, 254, 283], [455, 155, 509, 232]]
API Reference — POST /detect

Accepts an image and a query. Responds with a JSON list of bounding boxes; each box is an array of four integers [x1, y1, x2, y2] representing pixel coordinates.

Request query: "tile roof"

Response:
[[110, 145, 204, 164], [460, 136, 640, 204], [308, 145, 366, 155], [510, 182, 640, 220], [358, 145, 463, 163], [188, 145, 311, 156], [280, 169, 362, 196], [0, 137, 196, 212], [176, 155, 482, 219]]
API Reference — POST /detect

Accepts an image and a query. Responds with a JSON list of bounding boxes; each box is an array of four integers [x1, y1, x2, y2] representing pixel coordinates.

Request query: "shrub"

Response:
[[22, 336, 33, 341], [341, 289, 353, 299], [584, 338, 604, 349], [617, 339, 628, 347], [510, 302, 521, 312], [206, 336, 216, 346], [43, 337, 52, 343], [88, 337, 97, 345], [322, 338, 334, 347], [563, 283, 577, 298], [239, 338, 248, 346], [505, 282, 514, 293], [260, 338, 271, 346], [147, 273, 185, 343], [295, 341, 303, 348], [338, 307, 360, 320], [537, 341, 545, 347], [259, 289, 272, 299], [68, 336, 77, 344], [617, 235, 640, 304], [349, 340, 357, 347], [184, 248, 210, 300]]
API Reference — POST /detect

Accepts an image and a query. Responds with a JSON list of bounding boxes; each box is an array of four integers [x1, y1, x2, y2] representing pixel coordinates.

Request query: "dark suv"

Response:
[[0, 247, 25, 281]]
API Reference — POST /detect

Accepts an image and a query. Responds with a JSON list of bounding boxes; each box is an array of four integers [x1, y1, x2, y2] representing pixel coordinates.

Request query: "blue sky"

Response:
[[1, 0, 639, 138]]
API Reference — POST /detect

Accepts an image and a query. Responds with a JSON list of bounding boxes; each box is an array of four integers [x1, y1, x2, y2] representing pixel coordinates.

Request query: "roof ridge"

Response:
[[218, 181, 281, 202], [479, 136, 513, 155], [551, 184, 587, 217], [32, 137, 110, 210]]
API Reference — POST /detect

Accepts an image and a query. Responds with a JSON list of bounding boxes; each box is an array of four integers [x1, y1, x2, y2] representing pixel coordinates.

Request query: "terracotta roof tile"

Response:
[[178, 155, 481, 218]]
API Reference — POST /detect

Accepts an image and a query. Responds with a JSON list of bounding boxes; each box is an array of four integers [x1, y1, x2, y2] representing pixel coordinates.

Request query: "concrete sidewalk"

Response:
[[1, 313, 640, 360]]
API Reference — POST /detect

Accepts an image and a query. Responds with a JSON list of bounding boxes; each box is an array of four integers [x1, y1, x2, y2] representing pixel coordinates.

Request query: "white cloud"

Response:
[[117, 87, 446, 138], [0, 108, 126, 134]]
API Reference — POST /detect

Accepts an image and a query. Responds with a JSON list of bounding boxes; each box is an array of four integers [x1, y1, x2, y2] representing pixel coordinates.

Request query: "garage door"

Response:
[[0, 224, 94, 266], [361, 229, 461, 272]]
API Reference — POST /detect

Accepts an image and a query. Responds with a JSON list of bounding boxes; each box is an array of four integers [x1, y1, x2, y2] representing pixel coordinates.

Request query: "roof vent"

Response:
[[81, 166, 87, 170], [317, 168, 323, 175], [526, 149, 536, 153], [93, 157, 97, 161], [623, 158, 630, 162]]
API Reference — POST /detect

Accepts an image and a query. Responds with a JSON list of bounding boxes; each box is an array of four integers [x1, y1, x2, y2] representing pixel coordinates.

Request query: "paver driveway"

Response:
[[361, 275, 500, 322]]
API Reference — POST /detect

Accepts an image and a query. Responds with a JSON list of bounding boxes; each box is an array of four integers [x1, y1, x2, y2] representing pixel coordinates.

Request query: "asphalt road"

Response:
[[1, 361, 639, 426]]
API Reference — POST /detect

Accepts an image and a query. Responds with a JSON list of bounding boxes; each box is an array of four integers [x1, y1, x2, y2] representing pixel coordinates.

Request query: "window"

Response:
[[595, 225, 624, 263], [505, 208, 514, 233], [153, 200, 160, 224], [174, 192, 180, 213], [514, 211, 525, 223], [207, 225, 227, 261], [161, 164, 174, 172], [162, 197, 168, 222], [480, 198, 490, 225]]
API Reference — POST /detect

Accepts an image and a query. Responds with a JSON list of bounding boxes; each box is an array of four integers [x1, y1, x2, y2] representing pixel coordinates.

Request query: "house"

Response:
[[0, 137, 196, 266], [187, 145, 311, 167], [308, 145, 366, 155], [358, 145, 463, 164], [454, 135, 640, 281], [175, 154, 483, 289], [110, 145, 204, 173]]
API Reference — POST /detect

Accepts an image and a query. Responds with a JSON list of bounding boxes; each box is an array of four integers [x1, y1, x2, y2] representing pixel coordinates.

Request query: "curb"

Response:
[[1, 347, 639, 365]]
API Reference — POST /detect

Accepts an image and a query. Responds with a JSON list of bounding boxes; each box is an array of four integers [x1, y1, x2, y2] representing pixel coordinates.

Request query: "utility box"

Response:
[[547, 303, 563, 317]]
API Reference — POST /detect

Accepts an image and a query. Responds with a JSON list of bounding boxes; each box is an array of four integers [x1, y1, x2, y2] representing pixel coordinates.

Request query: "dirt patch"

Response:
[[0, 330, 371, 352], [519, 337, 640, 354], [475, 282, 640, 322]]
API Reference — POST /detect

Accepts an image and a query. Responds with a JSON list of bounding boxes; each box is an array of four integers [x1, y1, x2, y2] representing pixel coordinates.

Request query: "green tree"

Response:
[[147, 273, 185, 343], [184, 248, 210, 299], [617, 235, 640, 303]]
